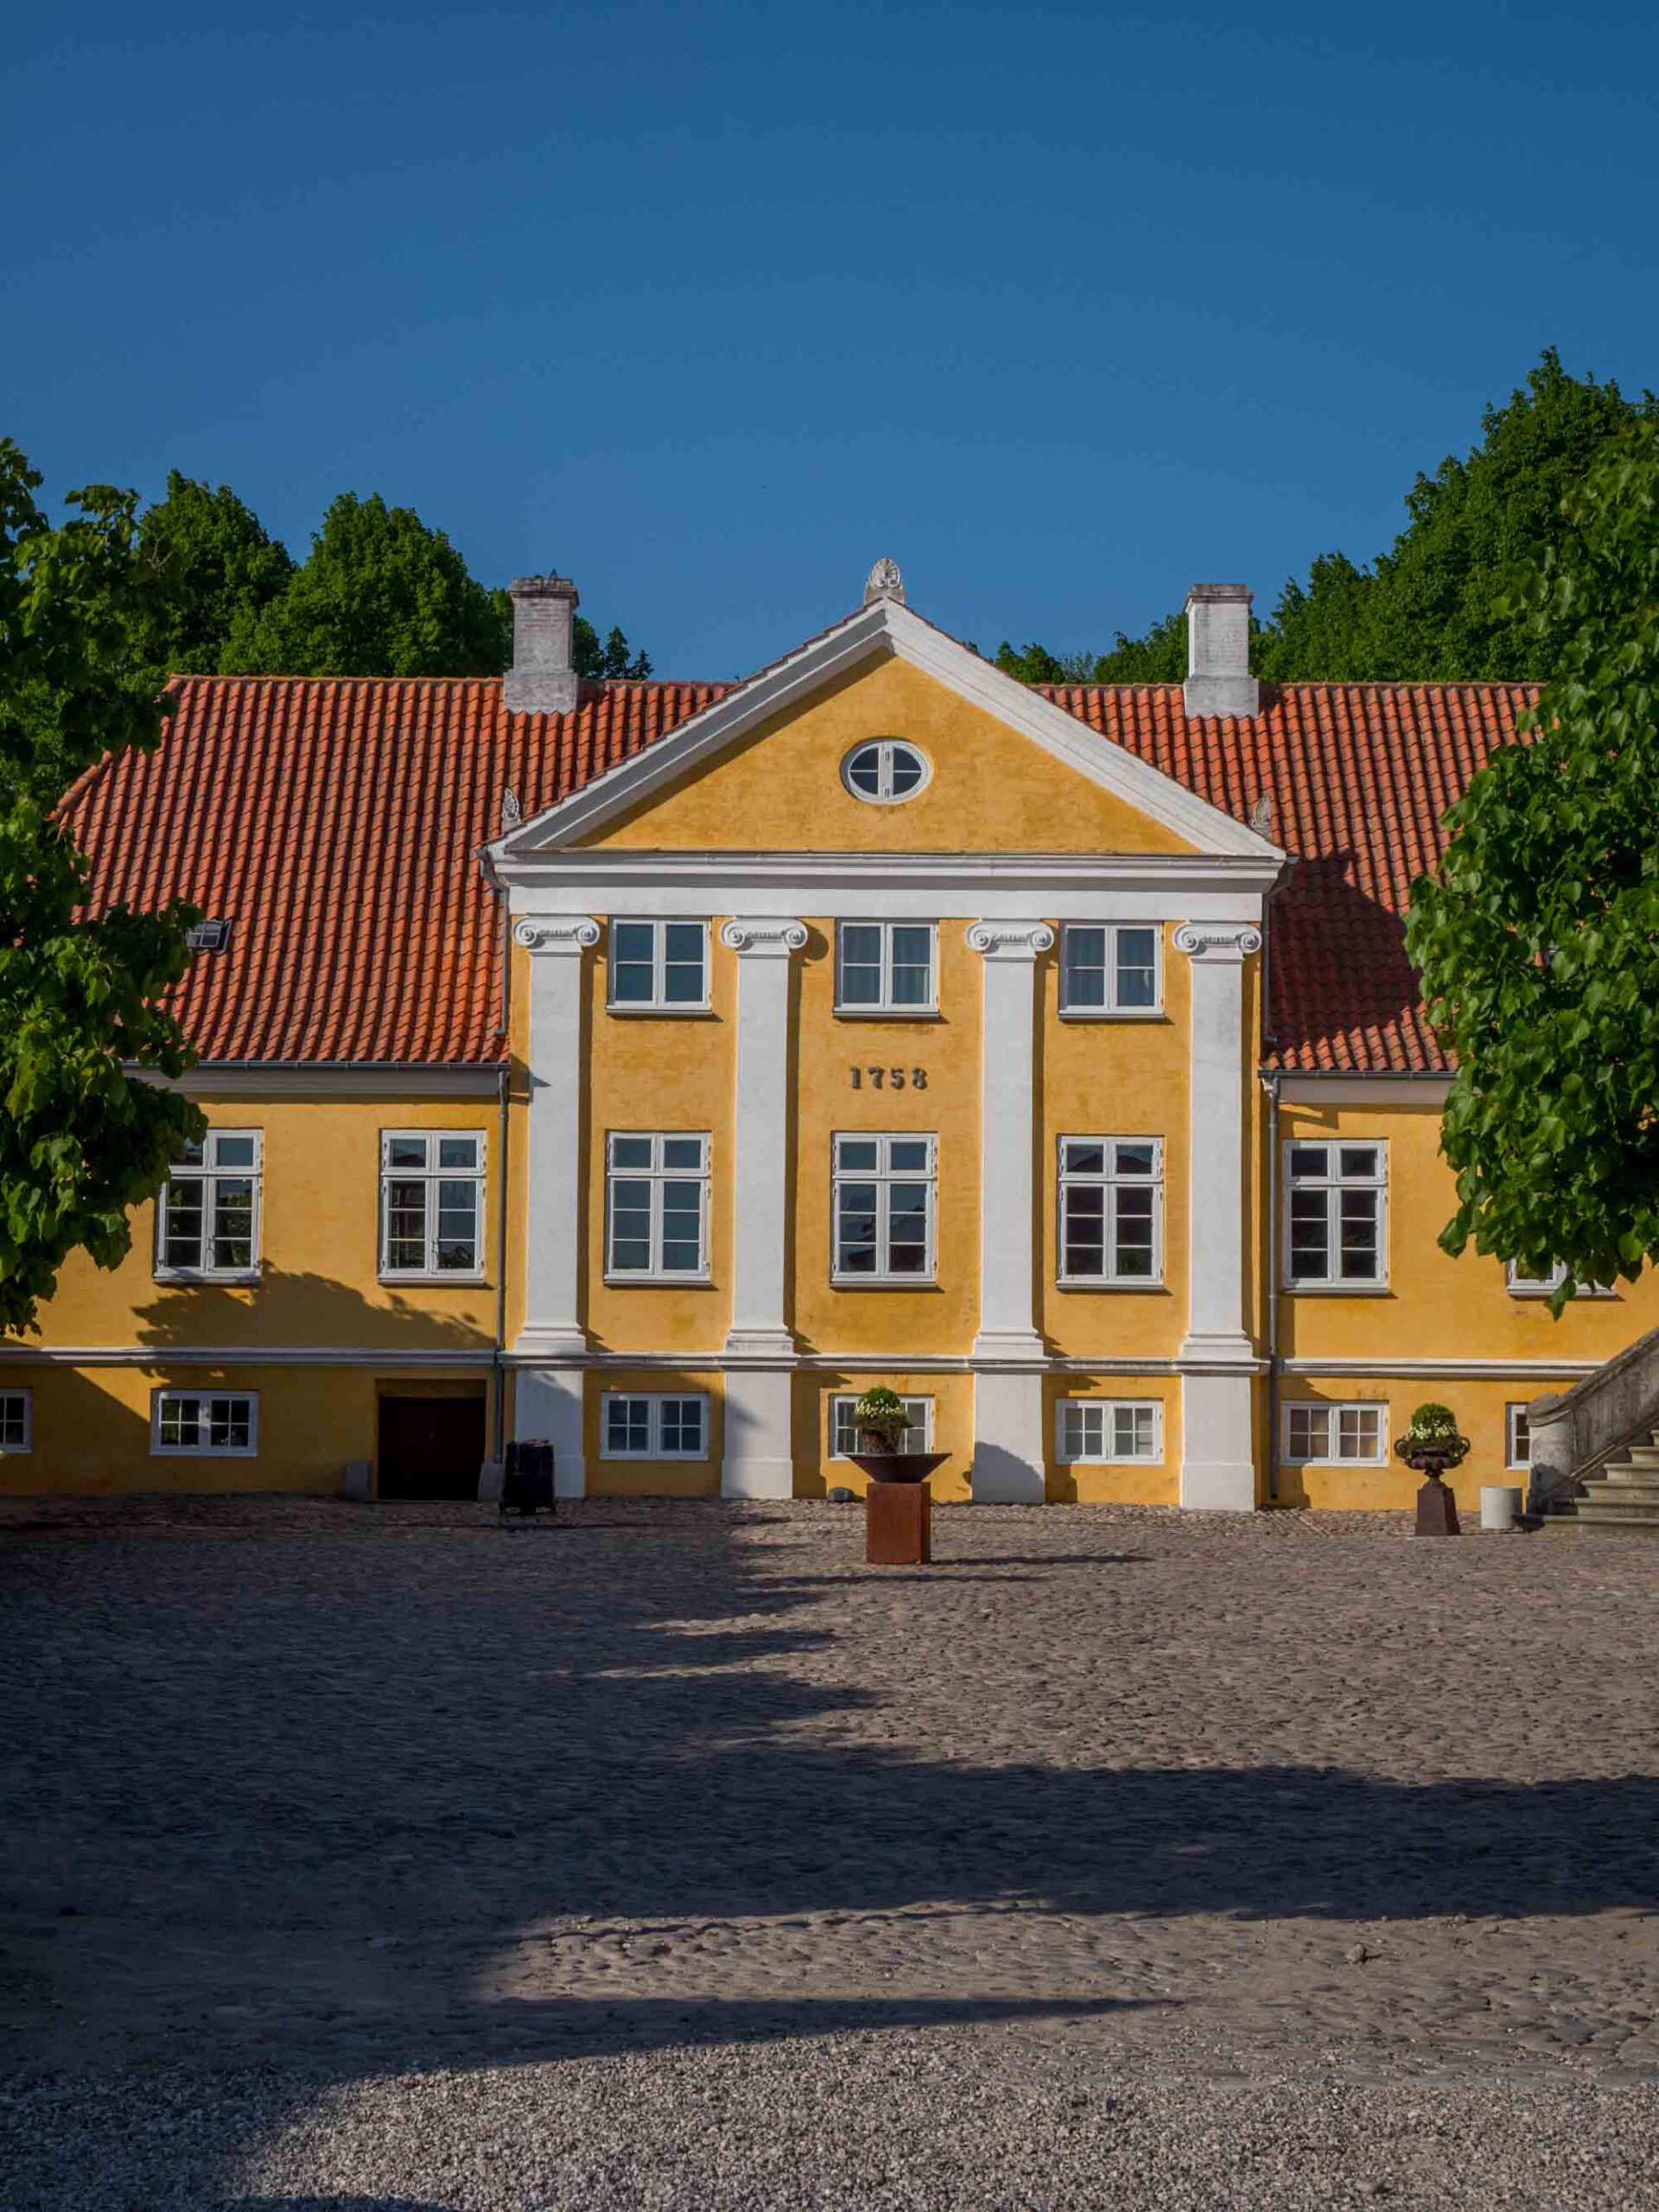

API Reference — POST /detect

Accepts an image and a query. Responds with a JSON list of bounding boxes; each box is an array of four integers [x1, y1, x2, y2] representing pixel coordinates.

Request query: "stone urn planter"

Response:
[[1395, 1406, 1470, 1536], [846, 1389, 945, 1563]]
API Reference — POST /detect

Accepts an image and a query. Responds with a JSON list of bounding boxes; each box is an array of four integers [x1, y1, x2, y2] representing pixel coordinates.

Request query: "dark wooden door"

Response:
[[377, 1395, 486, 1500]]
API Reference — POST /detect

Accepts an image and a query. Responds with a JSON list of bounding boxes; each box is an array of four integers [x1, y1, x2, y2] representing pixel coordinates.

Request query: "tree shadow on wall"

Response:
[[131, 1268, 493, 1356]]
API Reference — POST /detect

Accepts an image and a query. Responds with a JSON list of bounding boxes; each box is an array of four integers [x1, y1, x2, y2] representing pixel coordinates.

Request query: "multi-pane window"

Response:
[[601, 1392, 709, 1459], [1059, 925, 1160, 1014], [1282, 1402, 1386, 1464], [157, 1130, 261, 1277], [842, 739, 929, 802], [151, 1389, 257, 1456], [0, 1390, 32, 1452], [1507, 1404, 1532, 1469], [1286, 1142, 1387, 1287], [1056, 1399, 1162, 1463], [1505, 1261, 1611, 1299], [830, 1395, 932, 1458], [608, 919, 709, 1010], [1058, 1138, 1162, 1284], [836, 922, 937, 1013], [380, 1133, 485, 1277], [606, 1134, 710, 1278], [833, 1134, 936, 1281]]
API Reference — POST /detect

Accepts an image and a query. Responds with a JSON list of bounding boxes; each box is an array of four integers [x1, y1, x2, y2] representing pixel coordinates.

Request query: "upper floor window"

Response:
[[606, 1133, 710, 1280], [1282, 1402, 1386, 1465], [1059, 925, 1160, 1015], [157, 1130, 261, 1280], [1286, 1141, 1386, 1288], [830, 1393, 932, 1458], [1056, 1398, 1162, 1464], [842, 739, 930, 804], [1058, 1138, 1163, 1285], [608, 919, 709, 1011], [833, 1133, 936, 1282], [836, 922, 937, 1014], [151, 1388, 258, 1457], [380, 1132, 485, 1279], [0, 1389, 32, 1452]]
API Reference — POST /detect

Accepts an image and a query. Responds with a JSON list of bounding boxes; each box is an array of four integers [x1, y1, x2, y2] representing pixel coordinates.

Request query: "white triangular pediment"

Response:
[[487, 596, 1282, 864]]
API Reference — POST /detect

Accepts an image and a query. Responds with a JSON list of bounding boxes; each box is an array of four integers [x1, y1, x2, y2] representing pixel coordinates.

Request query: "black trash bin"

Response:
[[501, 1438, 556, 1518]]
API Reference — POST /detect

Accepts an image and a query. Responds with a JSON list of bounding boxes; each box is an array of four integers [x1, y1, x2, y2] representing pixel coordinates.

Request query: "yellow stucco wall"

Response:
[[1273, 1377, 1558, 1512], [582, 656, 1199, 856], [1044, 1374, 1182, 1505]]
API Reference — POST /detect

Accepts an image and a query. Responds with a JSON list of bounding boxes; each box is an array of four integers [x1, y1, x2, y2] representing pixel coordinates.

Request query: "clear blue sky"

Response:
[[5, 1, 1656, 677]]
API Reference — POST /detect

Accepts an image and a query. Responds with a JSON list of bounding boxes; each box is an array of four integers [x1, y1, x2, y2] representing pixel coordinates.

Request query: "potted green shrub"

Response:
[[848, 1385, 948, 1490], [1395, 1402, 1469, 1535]]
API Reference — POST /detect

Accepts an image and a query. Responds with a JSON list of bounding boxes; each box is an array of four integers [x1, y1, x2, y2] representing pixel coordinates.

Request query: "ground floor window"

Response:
[[0, 1389, 32, 1452], [830, 1394, 932, 1458], [600, 1392, 709, 1460], [1507, 1404, 1531, 1469], [1055, 1398, 1162, 1463], [1282, 1402, 1386, 1465], [151, 1390, 257, 1456]]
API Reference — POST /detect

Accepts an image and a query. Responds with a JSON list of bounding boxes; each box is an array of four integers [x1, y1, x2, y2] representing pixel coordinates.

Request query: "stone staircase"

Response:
[[1531, 1332, 1659, 1533], [1563, 1434, 1659, 1534]]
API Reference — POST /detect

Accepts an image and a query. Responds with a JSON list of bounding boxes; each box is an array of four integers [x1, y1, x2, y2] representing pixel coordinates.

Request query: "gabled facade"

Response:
[[3, 563, 1645, 1509]]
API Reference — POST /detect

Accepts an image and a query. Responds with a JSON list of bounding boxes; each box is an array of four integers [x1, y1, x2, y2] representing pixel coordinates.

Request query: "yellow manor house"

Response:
[[3, 560, 1640, 1511]]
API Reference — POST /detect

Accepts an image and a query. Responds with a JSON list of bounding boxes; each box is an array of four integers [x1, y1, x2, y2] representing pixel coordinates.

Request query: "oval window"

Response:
[[842, 739, 931, 804]]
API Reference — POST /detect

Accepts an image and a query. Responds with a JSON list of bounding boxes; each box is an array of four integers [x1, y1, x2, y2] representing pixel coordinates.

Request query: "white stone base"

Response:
[[971, 1367, 1046, 1503], [1179, 1367, 1256, 1511], [721, 1367, 795, 1499], [514, 1366, 588, 1498]]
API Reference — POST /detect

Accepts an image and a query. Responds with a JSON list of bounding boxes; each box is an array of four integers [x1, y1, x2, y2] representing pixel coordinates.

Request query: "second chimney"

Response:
[[1183, 584, 1258, 720], [504, 573, 580, 715]]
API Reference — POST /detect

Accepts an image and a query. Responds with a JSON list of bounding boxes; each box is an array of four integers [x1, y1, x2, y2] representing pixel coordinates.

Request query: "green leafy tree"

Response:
[[0, 441, 202, 1335], [135, 473, 295, 675], [1406, 416, 1659, 1310], [575, 619, 652, 681], [223, 492, 506, 677]]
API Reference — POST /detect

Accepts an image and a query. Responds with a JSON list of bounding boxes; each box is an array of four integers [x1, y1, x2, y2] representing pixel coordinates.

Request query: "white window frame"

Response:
[[606, 918, 711, 1013], [1506, 1403, 1532, 1470], [1058, 924, 1162, 1017], [1504, 1261, 1615, 1300], [0, 1388, 33, 1453], [1057, 1137, 1164, 1287], [605, 1133, 711, 1282], [1055, 1398, 1164, 1465], [379, 1131, 486, 1281], [1284, 1140, 1389, 1291], [1281, 1402, 1389, 1465], [835, 920, 938, 1015], [841, 738, 931, 804], [829, 1395, 933, 1459], [599, 1391, 711, 1460], [149, 1389, 259, 1458], [832, 1132, 938, 1285], [155, 1129, 263, 1281]]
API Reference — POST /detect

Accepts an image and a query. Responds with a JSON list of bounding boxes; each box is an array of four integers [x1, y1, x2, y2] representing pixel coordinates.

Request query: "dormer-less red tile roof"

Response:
[[67, 672, 1537, 1073]]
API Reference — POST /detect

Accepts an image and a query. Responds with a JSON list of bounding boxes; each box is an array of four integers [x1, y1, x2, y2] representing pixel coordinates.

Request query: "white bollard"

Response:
[[1480, 1484, 1522, 1532]]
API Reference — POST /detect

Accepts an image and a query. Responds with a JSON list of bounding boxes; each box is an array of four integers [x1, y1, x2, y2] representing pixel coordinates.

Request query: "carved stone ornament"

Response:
[[500, 787, 523, 830], [720, 918, 809, 955], [862, 556, 906, 606], [965, 920, 1056, 958], [513, 916, 601, 954], [1173, 923, 1263, 960]]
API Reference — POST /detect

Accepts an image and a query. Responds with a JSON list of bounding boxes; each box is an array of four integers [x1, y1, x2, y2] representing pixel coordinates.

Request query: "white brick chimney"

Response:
[[1183, 584, 1258, 720], [504, 573, 580, 715]]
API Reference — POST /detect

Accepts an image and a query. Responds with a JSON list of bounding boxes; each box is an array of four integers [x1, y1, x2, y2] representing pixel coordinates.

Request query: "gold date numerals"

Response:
[[849, 1065, 928, 1090]]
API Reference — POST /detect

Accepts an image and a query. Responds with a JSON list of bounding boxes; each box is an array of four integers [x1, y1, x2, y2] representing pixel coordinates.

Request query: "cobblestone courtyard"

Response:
[[3, 1495, 1656, 2208]]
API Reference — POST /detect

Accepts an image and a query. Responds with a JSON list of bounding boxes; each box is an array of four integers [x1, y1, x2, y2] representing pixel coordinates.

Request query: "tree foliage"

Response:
[[0, 441, 202, 1335], [1003, 353, 1658, 684], [134, 473, 295, 675], [1405, 417, 1659, 1310]]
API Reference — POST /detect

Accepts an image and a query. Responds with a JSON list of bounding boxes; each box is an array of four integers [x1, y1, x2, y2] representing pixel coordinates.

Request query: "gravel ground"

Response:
[[2, 1493, 1656, 2208]]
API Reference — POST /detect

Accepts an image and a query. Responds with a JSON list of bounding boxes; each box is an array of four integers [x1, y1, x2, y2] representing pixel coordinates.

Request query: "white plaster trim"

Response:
[[488, 598, 1285, 865], [720, 918, 810, 956], [1173, 922, 1262, 962], [513, 917, 601, 956], [969, 921, 1049, 1363], [1281, 1357, 1599, 1380], [133, 1065, 505, 1098], [490, 1347, 1234, 1376], [505, 849, 1283, 898], [515, 919, 598, 1349], [0, 1346, 494, 1370], [965, 919, 1056, 959], [721, 918, 806, 1351]]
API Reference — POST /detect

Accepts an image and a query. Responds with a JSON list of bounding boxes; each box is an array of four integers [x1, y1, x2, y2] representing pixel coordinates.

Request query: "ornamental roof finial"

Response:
[[863, 555, 906, 606]]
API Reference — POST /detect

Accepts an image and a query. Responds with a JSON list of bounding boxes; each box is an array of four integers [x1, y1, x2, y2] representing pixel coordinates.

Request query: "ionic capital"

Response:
[[720, 918, 808, 957], [513, 916, 601, 956], [1173, 922, 1262, 963], [965, 919, 1055, 961]]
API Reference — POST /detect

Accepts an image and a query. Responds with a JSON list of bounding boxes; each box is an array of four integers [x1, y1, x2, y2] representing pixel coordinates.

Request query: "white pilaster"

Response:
[[966, 919, 1052, 1501], [512, 914, 599, 1496], [1173, 921, 1262, 1511], [718, 917, 806, 1498]]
